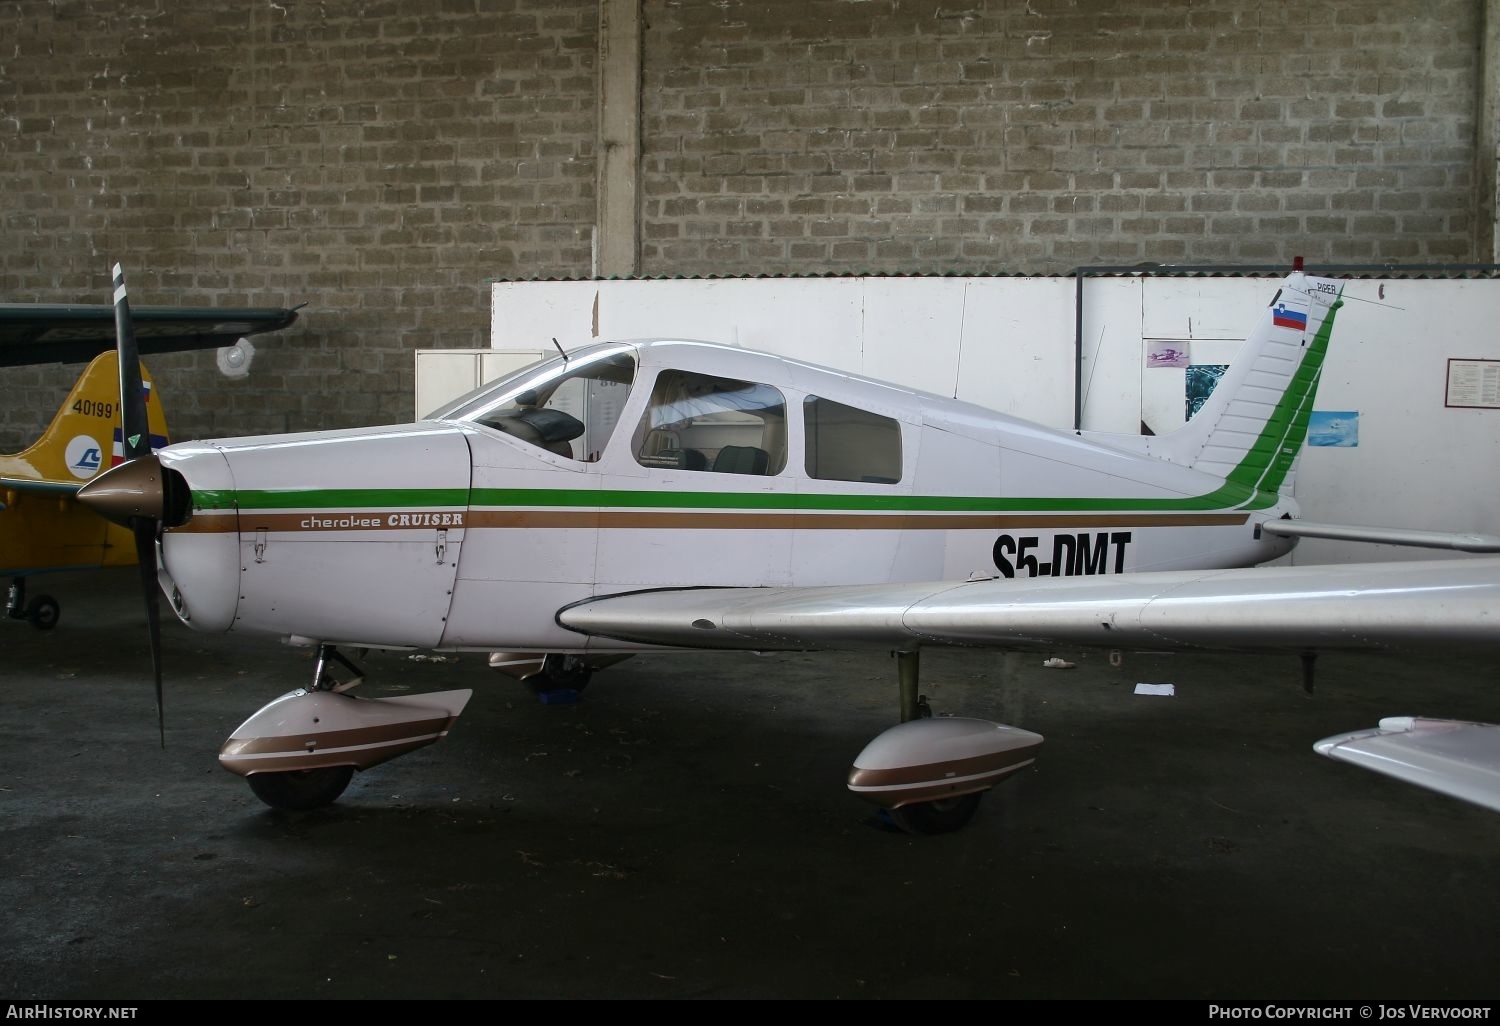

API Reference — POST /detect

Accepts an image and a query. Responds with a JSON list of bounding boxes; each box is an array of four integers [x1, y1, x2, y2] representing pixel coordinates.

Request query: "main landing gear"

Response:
[[846, 649, 1044, 836], [527, 653, 594, 696], [489, 651, 636, 700], [7, 577, 60, 631], [219, 643, 473, 812]]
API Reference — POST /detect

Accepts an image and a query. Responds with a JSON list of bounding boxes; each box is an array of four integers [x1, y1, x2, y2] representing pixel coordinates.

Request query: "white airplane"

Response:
[[77, 262, 1500, 833]]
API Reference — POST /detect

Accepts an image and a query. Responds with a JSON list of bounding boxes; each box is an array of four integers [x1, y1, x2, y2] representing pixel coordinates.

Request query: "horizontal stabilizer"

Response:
[[1259, 520, 1500, 553], [1314, 718, 1500, 815]]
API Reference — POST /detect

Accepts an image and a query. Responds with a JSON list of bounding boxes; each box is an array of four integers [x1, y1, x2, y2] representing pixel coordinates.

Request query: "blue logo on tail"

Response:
[[65, 435, 104, 479]]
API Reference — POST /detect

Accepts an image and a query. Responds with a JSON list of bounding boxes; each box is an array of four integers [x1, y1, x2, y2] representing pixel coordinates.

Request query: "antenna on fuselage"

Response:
[[552, 336, 568, 362]]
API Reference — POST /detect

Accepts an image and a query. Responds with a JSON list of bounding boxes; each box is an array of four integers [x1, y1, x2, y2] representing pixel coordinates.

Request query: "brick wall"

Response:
[[642, 0, 1481, 274], [0, 0, 597, 449], [0, 0, 1483, 451]]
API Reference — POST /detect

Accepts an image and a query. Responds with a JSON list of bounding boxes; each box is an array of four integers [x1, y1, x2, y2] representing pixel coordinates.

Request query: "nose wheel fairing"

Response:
[[220, 687, 473, 778]]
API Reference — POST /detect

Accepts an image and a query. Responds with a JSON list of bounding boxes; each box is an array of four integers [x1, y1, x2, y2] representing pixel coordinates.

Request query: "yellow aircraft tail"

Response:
[[14, 352, 170, 484]]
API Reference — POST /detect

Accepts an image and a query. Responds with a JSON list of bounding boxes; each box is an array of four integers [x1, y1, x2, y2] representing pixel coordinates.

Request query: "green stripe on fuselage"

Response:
[[191, 488, 470, 512]]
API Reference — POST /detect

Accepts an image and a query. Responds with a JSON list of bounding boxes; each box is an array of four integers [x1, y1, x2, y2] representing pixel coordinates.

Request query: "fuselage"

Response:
[[153, 338, 1298, 652]]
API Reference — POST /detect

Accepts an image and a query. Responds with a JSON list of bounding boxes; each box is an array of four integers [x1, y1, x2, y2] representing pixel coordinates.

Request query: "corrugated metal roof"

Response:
[[494, 263, 1500, 284]]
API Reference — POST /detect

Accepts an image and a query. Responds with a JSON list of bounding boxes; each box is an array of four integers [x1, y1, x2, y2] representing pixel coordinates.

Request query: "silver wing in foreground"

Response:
[[1315, 718, 1500, 814], [561, 556, 1500, 821]]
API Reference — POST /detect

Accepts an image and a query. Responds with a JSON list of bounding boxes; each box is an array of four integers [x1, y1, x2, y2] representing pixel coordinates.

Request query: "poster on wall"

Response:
[[1146, 341, 1190, 368], [1308, 411, 1359, 447], [1184, 364, 1227, 420], [1445, 359, 1500, 409]]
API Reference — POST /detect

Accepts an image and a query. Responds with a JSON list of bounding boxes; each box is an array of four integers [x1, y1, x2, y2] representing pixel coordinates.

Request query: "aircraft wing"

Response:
[[559, 556, 1500, 655], [1314, 718, 1500, 814], [0, 303, 301, 367], [564, 558, 1500, 816]]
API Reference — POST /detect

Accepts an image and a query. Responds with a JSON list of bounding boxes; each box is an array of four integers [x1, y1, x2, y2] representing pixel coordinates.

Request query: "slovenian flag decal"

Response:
[[1272, 303, 1308, 331]]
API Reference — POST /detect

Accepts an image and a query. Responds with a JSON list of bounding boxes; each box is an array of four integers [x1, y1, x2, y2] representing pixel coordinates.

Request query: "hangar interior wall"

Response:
[[491, 275, 1500, 564], [0, 0, 1488, 453]]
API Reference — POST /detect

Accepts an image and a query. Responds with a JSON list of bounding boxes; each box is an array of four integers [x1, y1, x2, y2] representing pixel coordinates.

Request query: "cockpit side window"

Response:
[[444, 350, 636, 462], [633, 369, 788, 476], [804, 395, 903, 484]]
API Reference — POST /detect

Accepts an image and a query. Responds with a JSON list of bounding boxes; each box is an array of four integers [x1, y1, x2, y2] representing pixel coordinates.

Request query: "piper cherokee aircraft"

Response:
[[0, 301, 299, 629], [78, 262, 1500, 833]]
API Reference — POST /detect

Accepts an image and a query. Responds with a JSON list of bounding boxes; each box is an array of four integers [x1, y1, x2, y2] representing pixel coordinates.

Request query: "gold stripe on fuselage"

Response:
[[172, 509, 1249, 533]]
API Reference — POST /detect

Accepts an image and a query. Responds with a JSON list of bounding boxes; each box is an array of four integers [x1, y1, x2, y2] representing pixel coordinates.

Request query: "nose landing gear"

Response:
[[220, 643, 473, 812]]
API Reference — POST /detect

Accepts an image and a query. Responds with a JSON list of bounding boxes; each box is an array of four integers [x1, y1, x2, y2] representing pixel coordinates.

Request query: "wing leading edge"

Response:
[[558, 556, 1500, 655], [1314, 718, 1500, 814]]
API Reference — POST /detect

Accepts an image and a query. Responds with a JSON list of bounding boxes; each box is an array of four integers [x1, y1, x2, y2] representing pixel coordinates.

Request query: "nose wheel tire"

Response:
[[887, 793, 983, 835], [246, 766, 355, 811]]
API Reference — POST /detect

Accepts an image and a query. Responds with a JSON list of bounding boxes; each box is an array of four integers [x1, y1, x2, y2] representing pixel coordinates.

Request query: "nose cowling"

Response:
[[162, 424, 472, 646], [155, 443, 243, 633]]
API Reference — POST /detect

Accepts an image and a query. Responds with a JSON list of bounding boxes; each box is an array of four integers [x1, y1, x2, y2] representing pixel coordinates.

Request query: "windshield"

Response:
[[430, 344, 637, 463]]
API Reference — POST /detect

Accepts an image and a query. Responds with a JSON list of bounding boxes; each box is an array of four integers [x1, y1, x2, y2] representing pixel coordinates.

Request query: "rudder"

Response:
[[15, 352, 170, 484], [1141, 268, 1344, 507]]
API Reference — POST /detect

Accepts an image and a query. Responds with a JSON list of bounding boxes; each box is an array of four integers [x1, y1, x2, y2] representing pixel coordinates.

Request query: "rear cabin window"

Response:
[[804, 396, 902, 484], [634, 370, 788, 476]]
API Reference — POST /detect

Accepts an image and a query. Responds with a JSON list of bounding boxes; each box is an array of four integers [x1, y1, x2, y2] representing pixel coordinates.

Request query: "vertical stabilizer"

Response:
[[13, 352, 170, 484], [1142, 269, 1344, 507]]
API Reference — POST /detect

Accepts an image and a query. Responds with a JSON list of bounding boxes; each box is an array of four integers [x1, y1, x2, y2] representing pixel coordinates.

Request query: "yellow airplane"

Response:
[[1, 301, 299, 629], [1, 352, 169, 628]]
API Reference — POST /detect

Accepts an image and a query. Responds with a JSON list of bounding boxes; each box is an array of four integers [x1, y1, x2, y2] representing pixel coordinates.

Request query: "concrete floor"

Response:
[[3, 568, 1499, 1001]]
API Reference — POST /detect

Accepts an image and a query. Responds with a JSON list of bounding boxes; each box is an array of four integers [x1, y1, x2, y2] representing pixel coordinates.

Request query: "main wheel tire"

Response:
[[246, 766, 355, 811], [25, 595, 59, 631], [887, 792, 983, 836]]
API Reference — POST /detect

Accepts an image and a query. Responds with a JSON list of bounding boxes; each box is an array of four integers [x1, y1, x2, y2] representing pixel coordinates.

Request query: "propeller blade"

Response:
[[109, 262, 164, 745], [133, 521, 165, 747], [112, 263, 151, 462]]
